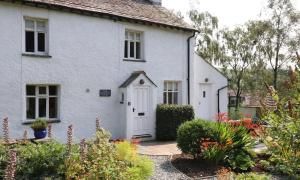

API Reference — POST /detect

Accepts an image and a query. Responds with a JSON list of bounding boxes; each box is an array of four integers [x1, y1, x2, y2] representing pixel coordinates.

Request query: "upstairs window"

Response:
[[26, 85, 59, 120], [163, 81, 181, 104], [124, 30, 142, 60], [24, 18, 48, 54]]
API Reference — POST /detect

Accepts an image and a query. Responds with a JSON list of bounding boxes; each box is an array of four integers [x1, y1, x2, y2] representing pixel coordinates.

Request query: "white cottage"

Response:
[[0, 0, 228, 142]]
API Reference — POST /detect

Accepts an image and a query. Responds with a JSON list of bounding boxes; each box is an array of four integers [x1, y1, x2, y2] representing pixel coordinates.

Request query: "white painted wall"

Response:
[[0, 2, 192, 142], [193, 54, 228, 121]]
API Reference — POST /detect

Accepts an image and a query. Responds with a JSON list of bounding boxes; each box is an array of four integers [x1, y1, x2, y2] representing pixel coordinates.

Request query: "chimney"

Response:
[[149, 0, 161, 5]]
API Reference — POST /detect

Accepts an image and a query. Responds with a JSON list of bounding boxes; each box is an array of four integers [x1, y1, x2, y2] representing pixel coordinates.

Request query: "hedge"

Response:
[[156, 104, 194, 141]]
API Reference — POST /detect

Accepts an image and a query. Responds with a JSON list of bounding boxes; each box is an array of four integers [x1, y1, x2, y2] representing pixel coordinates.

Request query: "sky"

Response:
[[162, 0, 300, 28]]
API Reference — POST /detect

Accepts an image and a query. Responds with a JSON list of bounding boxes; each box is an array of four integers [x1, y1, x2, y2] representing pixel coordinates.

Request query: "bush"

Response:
[[156, 104, 194, 140], [64, 128, 153, 179], [16, 140, 67, 178], [232, 172, 271, 180], [177, 119, 255, 171], [115, 141, 153, 180], [31, 119, 48, 131], [0, 144, 8, 179]]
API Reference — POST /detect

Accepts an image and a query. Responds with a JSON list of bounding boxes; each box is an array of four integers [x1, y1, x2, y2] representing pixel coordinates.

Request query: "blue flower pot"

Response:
[[34, 129, 47, 139]]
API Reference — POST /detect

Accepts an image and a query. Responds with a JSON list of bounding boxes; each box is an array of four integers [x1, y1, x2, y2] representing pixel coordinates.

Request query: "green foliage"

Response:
[[262, 57, 300, 178], [0, 144, 8, 179], [16, 140, 67, 178], [177, 119, 255, 171], [156, 104, 194, 141], [232, 172, 271, 180], [31, 118, 48, 131], [115, 142, 153, 180], [64, 128, 153, 180]]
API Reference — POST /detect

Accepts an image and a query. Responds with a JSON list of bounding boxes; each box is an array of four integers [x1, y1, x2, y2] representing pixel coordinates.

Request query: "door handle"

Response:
[[133, 108, 135, 112]]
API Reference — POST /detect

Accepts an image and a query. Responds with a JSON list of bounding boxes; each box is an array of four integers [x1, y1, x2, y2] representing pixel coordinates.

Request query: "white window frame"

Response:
[[163, 81, 181, 104], [124, 30, 143, 60], [24, 17, 48, 55], [26, 85, 59, 121]]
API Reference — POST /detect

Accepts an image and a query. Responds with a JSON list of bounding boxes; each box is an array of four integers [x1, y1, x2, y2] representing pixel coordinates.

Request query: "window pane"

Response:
[[124, 40, 128, 58], [39, 87, 47, 95], [167, 82, 173, 91], [49, 97, 57, 118], [173, 92, 178, 104], [26, 85, 35, 96], [164, 82, 167, 91], [49, 86, 57, 96], [125, 31, 129, 40], [37, 21, 46, 31], [130, 42, 134, 58], [38, 98, 47, 117], [168, 92, 173, 104], [25, 19, 34, 30], [38, 33, 45, 52], [136, 42, 141, 59], [136, 33, 141, 41], [129, 32, 134, 40], [163, 92, 167, 104], [25, 31, 34, 52], [174, 83, 178, 91], [26, 97, 35, 119]]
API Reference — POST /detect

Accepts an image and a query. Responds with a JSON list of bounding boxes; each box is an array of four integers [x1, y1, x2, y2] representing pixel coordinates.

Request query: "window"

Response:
[[163, 81, 180, 104], [124, 30, 142, 60], [26, 85, 59, 120], [24, 18, 48, 54]]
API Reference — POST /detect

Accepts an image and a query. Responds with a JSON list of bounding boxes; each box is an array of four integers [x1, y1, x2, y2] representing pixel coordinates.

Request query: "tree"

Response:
[[220, 25, 260, 111], [189, 10, 222, 64], [257, 0, 300, 89]]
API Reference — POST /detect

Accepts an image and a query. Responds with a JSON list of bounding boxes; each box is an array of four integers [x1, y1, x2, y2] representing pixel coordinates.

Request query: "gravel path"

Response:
[[148, 155, 190, 180]]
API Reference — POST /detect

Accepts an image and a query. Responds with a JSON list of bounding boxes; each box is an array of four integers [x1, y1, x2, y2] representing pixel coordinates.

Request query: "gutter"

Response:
[[187, 32, 196, 105], [217, 84, 228, 121]]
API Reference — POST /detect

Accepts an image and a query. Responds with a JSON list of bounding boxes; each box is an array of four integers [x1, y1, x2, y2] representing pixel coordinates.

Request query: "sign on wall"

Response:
[[99, 89, 111, 97]]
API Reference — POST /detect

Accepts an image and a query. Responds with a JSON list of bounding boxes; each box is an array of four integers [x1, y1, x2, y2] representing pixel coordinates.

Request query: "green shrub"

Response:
[[16, 140, 67, 178], [0, 144, 8, 179], [232, 172, 271, 180], [64, 128, 153, 180], [115, 141, 153, 180], [31, 119, 48, 131], [177, 119, 255, 171], [156, 104, 194, 140]]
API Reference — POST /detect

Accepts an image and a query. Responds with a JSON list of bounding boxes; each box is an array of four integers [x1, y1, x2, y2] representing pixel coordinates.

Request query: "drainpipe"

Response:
[[217, 84, 228, 121], [187, 32, 196, 105]]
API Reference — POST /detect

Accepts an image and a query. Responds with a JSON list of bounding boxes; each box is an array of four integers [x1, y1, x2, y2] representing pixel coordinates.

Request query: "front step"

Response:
[[132, 134, 153, 141]]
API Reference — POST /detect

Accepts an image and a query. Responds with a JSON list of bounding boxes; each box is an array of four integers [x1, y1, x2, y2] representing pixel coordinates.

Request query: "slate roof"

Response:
[[11, 0, 195, 31], [120, 71, 157, 88]]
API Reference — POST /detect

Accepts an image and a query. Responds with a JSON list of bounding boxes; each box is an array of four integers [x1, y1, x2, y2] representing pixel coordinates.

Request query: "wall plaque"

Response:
[[99, 89, 111, 97]]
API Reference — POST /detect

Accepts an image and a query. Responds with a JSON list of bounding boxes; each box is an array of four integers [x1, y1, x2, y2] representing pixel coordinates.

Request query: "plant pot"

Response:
[[34, 129, 47, 139]]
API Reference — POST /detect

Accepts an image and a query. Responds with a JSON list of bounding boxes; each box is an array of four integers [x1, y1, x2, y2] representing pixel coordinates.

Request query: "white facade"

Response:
[[193, 55, 228, 121], [0, 1, 227, 142]]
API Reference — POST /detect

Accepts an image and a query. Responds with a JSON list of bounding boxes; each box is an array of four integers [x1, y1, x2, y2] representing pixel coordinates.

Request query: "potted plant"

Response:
[[31, 119, 48, 139]]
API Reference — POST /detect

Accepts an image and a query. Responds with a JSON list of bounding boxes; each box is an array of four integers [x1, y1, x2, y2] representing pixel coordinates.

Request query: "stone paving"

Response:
[[137, 141, 181, 156]]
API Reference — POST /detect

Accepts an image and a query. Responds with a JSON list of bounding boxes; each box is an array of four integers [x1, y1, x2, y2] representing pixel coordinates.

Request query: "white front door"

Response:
[[132, 86, 150, 135], [198, 84, 212, 120]]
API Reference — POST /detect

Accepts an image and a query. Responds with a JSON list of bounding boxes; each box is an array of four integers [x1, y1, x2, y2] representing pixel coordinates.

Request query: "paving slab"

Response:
[[138, 141, 181, 156]]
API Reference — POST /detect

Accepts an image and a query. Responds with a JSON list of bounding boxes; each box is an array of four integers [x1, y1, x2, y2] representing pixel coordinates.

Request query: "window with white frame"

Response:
[[26, 85, 59, 120], [124, 30, 142, 60], [24, 18, 48, 54], [163, 81, 181, 104]]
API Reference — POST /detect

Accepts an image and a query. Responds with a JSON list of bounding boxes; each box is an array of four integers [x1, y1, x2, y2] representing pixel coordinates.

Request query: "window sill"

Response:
[[22, 119, 61, 125], [123, 59, 146, 62], [22, 53, 52, 58]]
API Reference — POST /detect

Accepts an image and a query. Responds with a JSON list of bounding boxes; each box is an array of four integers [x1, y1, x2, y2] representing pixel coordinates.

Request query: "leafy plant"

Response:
[[232, 172, 271, 180], [177, 119, 255, 171], [16, 140, 67, 178], [0, 143, 8, 179], [115, 141, 153, 180], [31, 119, 48, 131], [64, 128, 153, 180]]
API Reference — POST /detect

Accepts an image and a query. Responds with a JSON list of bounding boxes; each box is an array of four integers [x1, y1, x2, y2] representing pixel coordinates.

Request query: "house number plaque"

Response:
[[99, 89, 111, 97]]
